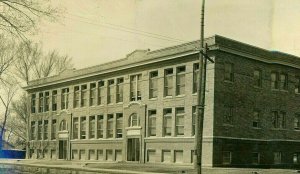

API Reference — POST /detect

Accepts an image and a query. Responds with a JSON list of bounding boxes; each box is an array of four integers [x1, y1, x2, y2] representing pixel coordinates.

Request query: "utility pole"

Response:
[[194, 0, 209, 173]]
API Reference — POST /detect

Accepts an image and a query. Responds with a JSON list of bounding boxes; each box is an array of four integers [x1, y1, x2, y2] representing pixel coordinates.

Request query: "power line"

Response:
[[64, 12, 188, 44]]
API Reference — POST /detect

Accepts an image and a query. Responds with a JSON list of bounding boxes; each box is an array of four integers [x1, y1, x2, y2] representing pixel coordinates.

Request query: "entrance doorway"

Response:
[[127, 138, 140, 161], [58, 140, 67, 159]]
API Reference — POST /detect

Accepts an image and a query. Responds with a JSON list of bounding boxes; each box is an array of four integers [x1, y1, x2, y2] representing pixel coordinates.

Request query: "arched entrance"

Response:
[[126, 113, 141, 162], [58, 119, 68, 159]]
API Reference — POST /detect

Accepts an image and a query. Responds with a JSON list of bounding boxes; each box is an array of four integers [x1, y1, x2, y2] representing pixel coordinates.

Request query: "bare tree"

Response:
[[0, 34, 17, 81], [0, 79, 17, 149], [0, 0, 59, 40]]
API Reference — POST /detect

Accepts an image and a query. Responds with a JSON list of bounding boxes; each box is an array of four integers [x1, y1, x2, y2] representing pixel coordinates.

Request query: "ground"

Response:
[[0, 160, 299, 174]]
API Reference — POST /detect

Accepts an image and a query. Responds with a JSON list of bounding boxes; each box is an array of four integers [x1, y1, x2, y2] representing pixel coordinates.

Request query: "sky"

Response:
[[35, 0, 300, 69]]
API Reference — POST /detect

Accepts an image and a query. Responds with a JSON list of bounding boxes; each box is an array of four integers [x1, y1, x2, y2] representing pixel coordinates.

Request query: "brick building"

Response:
[[25, 35, 300, 167]]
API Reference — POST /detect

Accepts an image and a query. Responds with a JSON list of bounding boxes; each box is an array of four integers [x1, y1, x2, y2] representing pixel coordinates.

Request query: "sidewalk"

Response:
[[0, 159, 299, 174]]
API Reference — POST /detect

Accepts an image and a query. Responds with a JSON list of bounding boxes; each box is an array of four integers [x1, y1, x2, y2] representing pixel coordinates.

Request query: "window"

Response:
[[51, 119, 56, 140], [107, 114, 114, 138], [61, 88, 69, 109], [31, 121, 36, 140], [116, 78, 124, 103], [89, 116, 95, 139], [294, 114, 300, 130], [222, 151, 231, 164], [175, 108, 185, 136], [107, 80, 114, 104], [38, 93, 44, 113], [31, 94, 36, 113], [89, 149, 96, 160], [149, 71, 158, 98], [106, 149, 113, 161], [174, 150, 183, 163], [164, 68, 173, 97], [254, 70, 262, 87], [271, 72, 279, 89], [163, 109, 172, 136], [97, 115, 104, 138], [72, 150, 78, 160], [90, 83, 96, 106], [45, 92, 50, 112], [223, 106, 233, 125], [280, 73, 288, 90], [60, 120, 67, 131], [52, 90, 57, 111], [44, 120, 48, 140], [38, 121, 42, 140], [147, 150, 156, 162], [192, 106, 196, 136], [293, 153, 300, 164], [115, 150, 122, 162], [295, 77, 300, 94], [128, 113, 139, 127], [97, 149, 103, 161], [274, 152, 281, 164], [224, 62, 234, 81], [98, 80, 105, 105], [79, 149, 86, 160], [162, 150, 171, 163], [80, 117, 86, 139], [253, 111, 260, 128], [271, 111, 286, 129], [81, 84, 88, 107], [130, 74, 142, 101], [116, 113, 123, 138], [148, 110, 156, 136], [252, 152, 260, 165], [193, 63, 200, 93], [73, 117, 79, 139], [176, 66, 186, 95], [74, 86, 80, 108]]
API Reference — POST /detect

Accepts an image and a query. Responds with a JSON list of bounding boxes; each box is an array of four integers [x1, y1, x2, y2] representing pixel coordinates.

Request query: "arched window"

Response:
[[60, 120, 67, 131], [128, 113, 139, 127]]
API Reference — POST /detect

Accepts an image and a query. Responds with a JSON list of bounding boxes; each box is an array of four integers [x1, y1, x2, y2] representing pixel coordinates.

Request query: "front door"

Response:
[[58, 140, 67, 159], [127, 138, 140, 161]]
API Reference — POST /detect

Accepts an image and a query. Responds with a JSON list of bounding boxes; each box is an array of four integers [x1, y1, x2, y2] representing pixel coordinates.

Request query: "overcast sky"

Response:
[[35, 0, 300, 69]]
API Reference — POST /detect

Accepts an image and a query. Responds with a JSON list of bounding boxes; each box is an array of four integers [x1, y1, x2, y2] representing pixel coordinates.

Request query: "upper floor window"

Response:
[[253, 110, 260, 128], [116, 113, 123, 138], [148, 110, 156, 137], [80, 117, 86, 139], [81, 84, 88, 107], [107, 114, 114, 138], [163, 108, 172, 136], [280, 73, 288, 90], [149, 71, 158, 99], [51, 119, 56, 140], [89, 116, 95, 139], [224, 62, 234, 82], [193, 63, 200, 93], [175, 107, 185, 136], [192, 106, 196, 136], [73, 117, 79, 139], [31, 121, 36, 140], [176, 66, 186, 95], [31, 94, 36, 113], [38, 121, 42, 140], [52, 90, 57, 111], [74, 86, 80, 108], [130, 74, 142, 101], [45, 92, 50, 112], [60, 119, 67, 131], [97, 115, 104, 138], [38, 93, 44, 113], [295, 77, 300, 94], [294, 114, 300, 130], [271, 72, 279, 89], [253, 69, 262, 87], [90, 83, 96, 106], [107, 80, 114, 104], [44, 120, 48, 140], [164, 68, 173, 97], [271, 111, 286, 129], [98, 80, 105, 105], [61, 88, 69, 110], [116, 78, 124, 103], [128, 113, 139, 127]]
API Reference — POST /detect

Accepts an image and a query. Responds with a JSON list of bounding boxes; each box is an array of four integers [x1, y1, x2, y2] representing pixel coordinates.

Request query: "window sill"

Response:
[[253, 86, 262, 90], [149, 98, 157, 101], [294, 128, 300, 131], [164, 96, 173, 99], [176, 95, 185, 98], [270, 128, 287, 131], [222, 124, 234, 127], [192, 93, 197, 96], [252, 127, 261, 130], [116, 102, 123, 105], [224, 80, 234, 84]]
